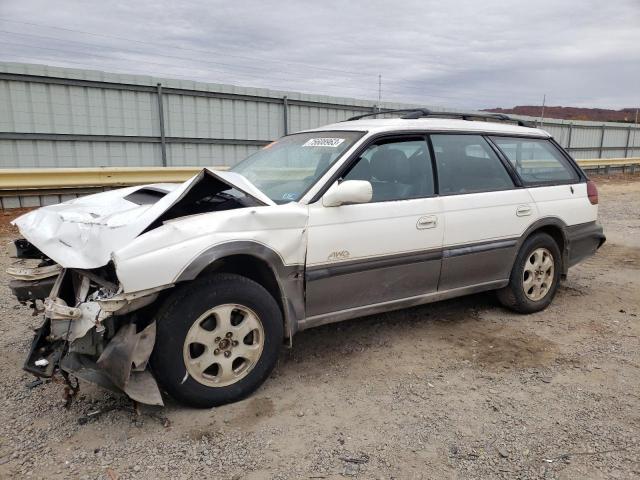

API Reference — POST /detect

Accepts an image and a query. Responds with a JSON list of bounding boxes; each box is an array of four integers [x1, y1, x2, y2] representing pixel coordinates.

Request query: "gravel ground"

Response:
[[0, 178, 638, 480]]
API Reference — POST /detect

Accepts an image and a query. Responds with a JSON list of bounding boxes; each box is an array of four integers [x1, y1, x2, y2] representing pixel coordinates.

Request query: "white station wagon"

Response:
[[10, 109, 605, 408]]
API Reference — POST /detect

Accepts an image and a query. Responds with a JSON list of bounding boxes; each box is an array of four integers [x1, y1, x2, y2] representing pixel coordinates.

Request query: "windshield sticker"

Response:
[[302, 138, 346, 148], [281, 192, 296, 201]]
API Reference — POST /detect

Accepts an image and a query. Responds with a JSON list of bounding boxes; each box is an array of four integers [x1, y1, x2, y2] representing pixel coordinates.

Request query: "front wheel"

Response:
[[497, 233, 562, 314], [151, 273, 283, 408]]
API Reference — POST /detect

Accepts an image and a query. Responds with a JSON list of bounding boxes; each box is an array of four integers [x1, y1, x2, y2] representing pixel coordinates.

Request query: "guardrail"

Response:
[[0, 158, 637, 209], [575, 157, 640, 173], [0, 166, 217, 190]]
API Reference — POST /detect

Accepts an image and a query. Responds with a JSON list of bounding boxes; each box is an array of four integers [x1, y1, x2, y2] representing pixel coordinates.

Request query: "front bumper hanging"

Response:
[[13, 261, 169, 406]]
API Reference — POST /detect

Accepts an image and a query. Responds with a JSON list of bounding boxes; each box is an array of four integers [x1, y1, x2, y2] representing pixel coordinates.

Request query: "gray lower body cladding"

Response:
[[305, 239, 517, 320], [305, 250, 442, 317], [439, 239, 518, 291], [564, 221, 606, 267]]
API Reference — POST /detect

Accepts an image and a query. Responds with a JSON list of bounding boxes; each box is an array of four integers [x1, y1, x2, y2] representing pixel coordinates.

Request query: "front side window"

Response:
[[232, 131, 364, 203], [342, 138, 434, 202], [431, 134, 514, 194], [490, 136, 578, 184]]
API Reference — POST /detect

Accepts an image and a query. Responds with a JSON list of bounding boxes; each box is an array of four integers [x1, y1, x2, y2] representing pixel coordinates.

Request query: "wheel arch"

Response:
[[518, 218, 569, 277], [175, 241, 305, 339]]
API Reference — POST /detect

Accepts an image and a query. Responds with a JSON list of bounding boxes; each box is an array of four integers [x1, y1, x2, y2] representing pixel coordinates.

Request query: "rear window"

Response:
[[431, 134, 514, 194], [490, 137, 578, 184]]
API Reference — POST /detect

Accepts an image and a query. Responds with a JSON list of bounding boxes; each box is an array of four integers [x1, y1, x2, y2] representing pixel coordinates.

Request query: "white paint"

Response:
[[322, 180, 372, 207], [441, 189, 538, 246], [114, 202, 308, 292], [307, 194, 444, 266], [12, 169, 275, 270], [526, 182, 597, 225]]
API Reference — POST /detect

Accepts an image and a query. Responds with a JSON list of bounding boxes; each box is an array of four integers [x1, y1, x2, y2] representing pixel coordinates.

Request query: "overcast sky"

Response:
[[0, 0, 638, 110]]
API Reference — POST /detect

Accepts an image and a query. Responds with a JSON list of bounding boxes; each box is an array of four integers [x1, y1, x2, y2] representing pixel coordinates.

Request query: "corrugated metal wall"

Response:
[[529, 120, 640, 159], [1, 61, 639, 169]]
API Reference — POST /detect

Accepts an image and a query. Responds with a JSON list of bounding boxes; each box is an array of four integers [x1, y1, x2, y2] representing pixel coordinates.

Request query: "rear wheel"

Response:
[[151, 273, 283, 408], [497, 233, 561, 313]]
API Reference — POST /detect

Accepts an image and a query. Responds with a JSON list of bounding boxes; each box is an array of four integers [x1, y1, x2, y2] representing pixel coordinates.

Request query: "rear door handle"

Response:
[[417, 215, 437, 229], [516, 205, 532, 217]]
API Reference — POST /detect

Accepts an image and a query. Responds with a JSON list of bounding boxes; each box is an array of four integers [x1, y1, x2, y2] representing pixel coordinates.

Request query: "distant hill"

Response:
[[484, 106, 639, 123]]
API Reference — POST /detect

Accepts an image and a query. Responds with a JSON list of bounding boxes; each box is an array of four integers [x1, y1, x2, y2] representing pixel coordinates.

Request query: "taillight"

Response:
[[587, 180, 598, 205]]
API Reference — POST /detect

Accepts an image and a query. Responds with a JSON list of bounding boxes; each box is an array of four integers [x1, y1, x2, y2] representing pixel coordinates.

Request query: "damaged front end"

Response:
[[8, 168, 299, 407], [11, 243, 169, 406]]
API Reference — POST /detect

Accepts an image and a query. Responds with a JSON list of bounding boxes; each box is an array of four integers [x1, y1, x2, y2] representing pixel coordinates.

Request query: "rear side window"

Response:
[[490, 137, 578, 184], [430, 134, 514, 194]]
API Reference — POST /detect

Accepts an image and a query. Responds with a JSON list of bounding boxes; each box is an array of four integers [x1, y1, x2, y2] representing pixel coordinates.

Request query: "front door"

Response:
[[305, 136, 444, 318]]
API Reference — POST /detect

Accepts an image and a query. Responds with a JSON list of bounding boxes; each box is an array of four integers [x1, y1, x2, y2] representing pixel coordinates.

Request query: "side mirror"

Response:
[[322, 180, 372, 207]]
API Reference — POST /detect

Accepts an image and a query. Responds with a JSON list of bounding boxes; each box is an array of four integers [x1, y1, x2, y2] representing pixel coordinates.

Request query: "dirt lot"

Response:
[[0, 178, 638, 480]]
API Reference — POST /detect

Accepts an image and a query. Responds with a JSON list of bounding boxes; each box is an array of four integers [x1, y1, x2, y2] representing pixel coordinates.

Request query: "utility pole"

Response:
[[378, 74, 382, 105], [632, 108, 639, 156], [539, 94, 546, 126]]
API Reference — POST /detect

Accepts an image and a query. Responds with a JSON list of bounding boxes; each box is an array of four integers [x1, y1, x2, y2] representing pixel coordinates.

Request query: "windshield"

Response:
[[231, 131, 364, 203]]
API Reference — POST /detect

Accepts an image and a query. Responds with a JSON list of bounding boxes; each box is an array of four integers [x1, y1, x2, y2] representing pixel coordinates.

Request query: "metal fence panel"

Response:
[[162, 94, 284, 140], [0, 139, 161, 168], [568, 126, 601, 148], [288, 105, 365, 132], [539, 124, 568, 146], [571, 149, 601, 160], [603, 127, 628, 147], [0, 79, 159, 137]]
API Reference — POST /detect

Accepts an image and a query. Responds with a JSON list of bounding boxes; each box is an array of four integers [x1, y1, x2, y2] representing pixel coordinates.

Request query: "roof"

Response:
[[303, 118, 551, 138]]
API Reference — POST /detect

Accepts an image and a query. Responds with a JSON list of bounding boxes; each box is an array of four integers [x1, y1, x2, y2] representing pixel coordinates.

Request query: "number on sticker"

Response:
[[302, 138, 346, 148]]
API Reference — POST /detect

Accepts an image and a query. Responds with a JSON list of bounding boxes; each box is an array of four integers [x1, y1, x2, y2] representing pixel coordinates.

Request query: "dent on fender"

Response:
[[112, 201, 308, 293]]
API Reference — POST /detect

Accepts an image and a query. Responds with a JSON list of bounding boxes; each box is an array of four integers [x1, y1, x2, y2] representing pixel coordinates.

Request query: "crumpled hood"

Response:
[[13, 169, 275, 269]]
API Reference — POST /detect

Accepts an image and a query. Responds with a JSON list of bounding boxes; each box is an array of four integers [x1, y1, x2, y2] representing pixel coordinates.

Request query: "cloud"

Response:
[[0, 0, 638, 109]]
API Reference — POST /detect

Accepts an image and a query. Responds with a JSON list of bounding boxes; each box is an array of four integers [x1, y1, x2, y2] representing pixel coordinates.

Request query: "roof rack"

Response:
[[346, 108, 534, 127], [346, 108, 432, 121]]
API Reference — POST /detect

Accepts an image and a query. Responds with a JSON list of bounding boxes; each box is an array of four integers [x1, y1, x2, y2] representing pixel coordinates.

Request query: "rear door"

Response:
[[432, 134, 538, 291], [489, 136, 592, 225], [305, 136, 444, 318]]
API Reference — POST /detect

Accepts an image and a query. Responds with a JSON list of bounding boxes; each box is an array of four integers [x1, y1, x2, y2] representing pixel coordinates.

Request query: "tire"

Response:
[[151, 273, 283, 408], [497, 233, 562, 314]]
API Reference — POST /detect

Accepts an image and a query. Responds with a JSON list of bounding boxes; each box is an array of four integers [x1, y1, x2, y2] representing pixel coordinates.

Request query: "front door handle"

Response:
[[417, 215, 437, 229], [516, 205, 532, 217]]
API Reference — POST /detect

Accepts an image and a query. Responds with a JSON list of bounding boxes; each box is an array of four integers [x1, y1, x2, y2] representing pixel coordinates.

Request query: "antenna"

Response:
[[539, 94, 546, 126]]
